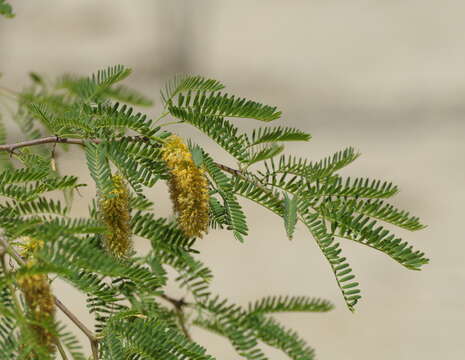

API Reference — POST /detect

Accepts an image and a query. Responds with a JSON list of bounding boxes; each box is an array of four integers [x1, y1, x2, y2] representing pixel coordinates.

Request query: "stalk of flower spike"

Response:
[[161, 135, 209, 238], [99, 174, 133, 258]]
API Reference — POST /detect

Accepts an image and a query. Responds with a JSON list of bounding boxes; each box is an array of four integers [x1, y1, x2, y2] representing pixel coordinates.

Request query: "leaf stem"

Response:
[[158, 120, 183, 127], [154, 111, 170, 124]]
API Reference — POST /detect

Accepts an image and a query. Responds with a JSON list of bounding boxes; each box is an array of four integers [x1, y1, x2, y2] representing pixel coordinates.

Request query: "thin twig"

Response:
[[0, 237, 99, 360], [0, 137, 252, 190], [54, 297, 99, 359], [158, 120, 183, 127], [0, 136, 244, 178], [213, 162, 243, 177], [160, 293, 189, 308], [159, 294, 192, 340], [175, 307, 191, 340], [0, 135, 159, 153], [55, 339, 69, 360], [214, 161, 278, 199], [0, 136, 95, 152]]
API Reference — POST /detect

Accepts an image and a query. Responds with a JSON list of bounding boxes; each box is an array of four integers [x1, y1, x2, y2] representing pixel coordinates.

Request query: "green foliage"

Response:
[[0, 65, 428, 360], [161, 75, 225, 105], [283, 193, 298, 240], [202, 151, 248, 242], [171, 90, 282, 121], [0, 0, 14, 18]]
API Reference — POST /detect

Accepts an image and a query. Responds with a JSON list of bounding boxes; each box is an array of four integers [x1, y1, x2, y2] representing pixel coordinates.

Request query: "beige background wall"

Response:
[[1, 1, 464, 359]]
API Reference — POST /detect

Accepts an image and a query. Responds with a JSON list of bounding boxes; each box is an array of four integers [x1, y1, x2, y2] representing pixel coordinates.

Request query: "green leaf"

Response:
[[246, 144, 284, 166], [174, 91, 282, 122], [169, 107, 249, 162], [188, 142, 204, 167], [253, 316, 315, 360], [91, 102, 159, 137], [102, 312, 216, 360], [105, 84, 154, 106], [247, 295, 333, 315], [202, 152, 248, 242], [262, 147, 360, 181], [130, 211, 197, 253], [247, 126, 311, 146], [0, 0, 14, 18], [84, 141, 113, 196], [318, 201, 429, 270], [153, 248, 213, 300], [283, 193, 298, 240], [299, 203, 362, 312], [232, 176, 284, 217], [161, 75, 225, 105], [57, 65, 132, 101], [195, 296, 267, 360]]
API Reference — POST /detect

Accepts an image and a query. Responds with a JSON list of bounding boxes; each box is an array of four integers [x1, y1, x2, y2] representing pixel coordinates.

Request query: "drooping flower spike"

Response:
[[161, 135, 209, 238], [99, 174, 133, 258]]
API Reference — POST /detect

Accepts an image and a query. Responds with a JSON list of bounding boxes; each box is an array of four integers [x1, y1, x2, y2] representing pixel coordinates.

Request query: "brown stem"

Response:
[[54, 297, 99, 359], [0, 136, 245, 183], [0, 135, 154, 153], [0, 136, 96, 152], [159, 294, 192, 340], [213, 162, 243, 177], [55, 339, 69, 360], [175, 307, 191, 341], [214, 161, 277, 198], [0, 237, 99, 360]]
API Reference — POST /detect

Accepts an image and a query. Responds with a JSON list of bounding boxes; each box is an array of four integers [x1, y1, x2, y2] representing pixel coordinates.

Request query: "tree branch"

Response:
[[0, 136, 251, 187], [0, 135, 155, 153], [0, 136, 94, 152]]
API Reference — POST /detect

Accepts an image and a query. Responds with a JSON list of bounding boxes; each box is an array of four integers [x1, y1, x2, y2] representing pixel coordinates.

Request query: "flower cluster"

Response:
[[18, 236, 44, 258], [99, 174, 133, 258], [161, 135, 209, 238], [17, 262, 56, 356]]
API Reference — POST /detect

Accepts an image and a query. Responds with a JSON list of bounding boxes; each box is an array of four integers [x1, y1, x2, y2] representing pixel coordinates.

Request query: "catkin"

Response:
[[161, 135, 209, 238], [17, 261, 56, 356], [99, 174, 133, 258]]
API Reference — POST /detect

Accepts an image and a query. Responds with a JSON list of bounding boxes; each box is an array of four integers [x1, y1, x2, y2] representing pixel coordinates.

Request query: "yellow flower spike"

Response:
[[17, 262, 56, 355], [162, 135, 209, 238], [18, 236, 45, 258], [99, 174, 133, 258]]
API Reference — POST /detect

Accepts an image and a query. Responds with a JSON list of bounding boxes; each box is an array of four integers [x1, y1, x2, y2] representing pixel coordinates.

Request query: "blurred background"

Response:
[[1, 1, 464, 359]]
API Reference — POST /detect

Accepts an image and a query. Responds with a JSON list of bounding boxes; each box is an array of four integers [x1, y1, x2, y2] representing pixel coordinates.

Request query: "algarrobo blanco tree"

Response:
[[0, 5, 428, 360]]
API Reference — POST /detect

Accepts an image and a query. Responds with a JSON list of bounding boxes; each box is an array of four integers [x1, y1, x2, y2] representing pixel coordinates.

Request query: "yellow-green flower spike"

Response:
[[18, 236, 45, 258], [162, 135, 209, 238], [17, 265, 56, 356], [99, 174, 133, 258]]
